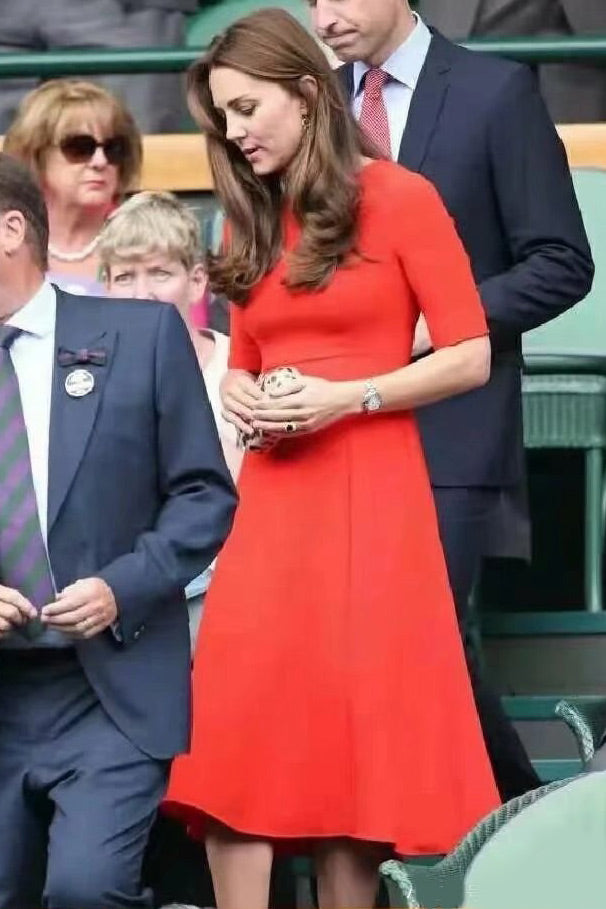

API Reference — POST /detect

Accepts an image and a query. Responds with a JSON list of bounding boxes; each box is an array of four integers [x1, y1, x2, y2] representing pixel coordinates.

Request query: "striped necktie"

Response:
[[359, 68, 392, 159], [0, 325, 54, 629]]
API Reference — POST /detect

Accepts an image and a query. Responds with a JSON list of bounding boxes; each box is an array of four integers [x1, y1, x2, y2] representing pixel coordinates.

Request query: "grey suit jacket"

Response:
[[417, 0, 606, 121], [125, 0, 198, 10], [418, 0, 606, 36], [416, 0, 479, 37]]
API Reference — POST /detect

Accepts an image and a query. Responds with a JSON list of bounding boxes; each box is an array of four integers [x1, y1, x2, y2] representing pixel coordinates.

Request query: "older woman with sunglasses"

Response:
[[4, 79, 142, 295]]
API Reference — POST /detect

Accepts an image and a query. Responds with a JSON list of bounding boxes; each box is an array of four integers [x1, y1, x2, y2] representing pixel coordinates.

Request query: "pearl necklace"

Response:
[[48, 232, 101, 263]]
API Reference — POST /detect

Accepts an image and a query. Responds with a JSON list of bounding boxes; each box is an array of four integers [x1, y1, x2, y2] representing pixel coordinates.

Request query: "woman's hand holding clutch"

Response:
[[220, 369, 264, 438], [252, 370, 361, 437]]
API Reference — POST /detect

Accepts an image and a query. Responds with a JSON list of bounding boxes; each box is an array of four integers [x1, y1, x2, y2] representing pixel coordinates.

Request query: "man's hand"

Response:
[[0, 586, 37, 638], [412, 314, 433, 358], [41, 578, 118, 639]]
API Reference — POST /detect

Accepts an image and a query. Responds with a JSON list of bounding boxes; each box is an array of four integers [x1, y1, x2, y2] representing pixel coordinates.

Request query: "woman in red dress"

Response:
[[166, 9, 500, 907]]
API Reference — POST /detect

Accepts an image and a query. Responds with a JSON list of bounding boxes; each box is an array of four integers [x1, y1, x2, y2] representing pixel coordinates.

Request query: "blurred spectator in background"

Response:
[[416, 1, 606, 123], [4, 79, 141, 294], [99, 189, 242, 654], [0, 0, 198, 134]]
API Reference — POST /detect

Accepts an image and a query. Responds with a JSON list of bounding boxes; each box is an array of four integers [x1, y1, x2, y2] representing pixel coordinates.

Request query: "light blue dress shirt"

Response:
[[352, 14, 432, 161]]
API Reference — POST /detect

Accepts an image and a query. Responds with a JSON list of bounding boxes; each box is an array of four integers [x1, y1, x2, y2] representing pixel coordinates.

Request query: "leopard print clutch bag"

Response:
[[237, 366, 302, 451]]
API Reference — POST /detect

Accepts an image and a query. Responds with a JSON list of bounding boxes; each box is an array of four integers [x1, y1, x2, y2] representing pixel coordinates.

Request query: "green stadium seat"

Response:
[[556, 697, 606, 767], [379, 779, 572, 908], [186, 0, 309, 46], [522, 167, 606, 612], [462, 773, 606, 909]]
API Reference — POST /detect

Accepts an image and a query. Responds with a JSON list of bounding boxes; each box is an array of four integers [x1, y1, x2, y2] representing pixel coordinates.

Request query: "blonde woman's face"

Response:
[[42, 116, 120, 215], [209, 67, 308, 176]]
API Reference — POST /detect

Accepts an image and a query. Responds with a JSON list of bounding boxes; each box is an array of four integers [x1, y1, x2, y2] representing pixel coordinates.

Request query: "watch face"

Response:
[[365, 393, 382, 412]]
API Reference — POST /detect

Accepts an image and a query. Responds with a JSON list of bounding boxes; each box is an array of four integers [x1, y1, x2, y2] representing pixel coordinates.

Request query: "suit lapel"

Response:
[[48, 290, 116, 534], [337, 62, 354, 102], [398, 31, 454, 172]]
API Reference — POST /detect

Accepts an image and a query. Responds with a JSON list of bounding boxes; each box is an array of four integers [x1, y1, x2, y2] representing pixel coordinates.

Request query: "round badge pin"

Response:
[[65, 368, 95, 398]]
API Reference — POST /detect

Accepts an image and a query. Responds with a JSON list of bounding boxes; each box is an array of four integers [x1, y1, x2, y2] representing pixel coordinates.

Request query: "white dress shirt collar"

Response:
[[353, 13, 432, 99], [6, 280, 56, 338]]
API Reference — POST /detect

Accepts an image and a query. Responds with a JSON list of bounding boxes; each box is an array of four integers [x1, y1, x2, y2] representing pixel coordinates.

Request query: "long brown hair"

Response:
[[187, 8, 379, 303]]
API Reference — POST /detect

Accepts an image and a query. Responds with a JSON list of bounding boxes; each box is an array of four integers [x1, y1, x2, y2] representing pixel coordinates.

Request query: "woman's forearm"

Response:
[[341, 336, 491, 415]]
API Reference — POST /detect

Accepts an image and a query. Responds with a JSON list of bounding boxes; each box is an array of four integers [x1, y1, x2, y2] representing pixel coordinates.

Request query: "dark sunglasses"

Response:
[[58, 133, 129, 166]]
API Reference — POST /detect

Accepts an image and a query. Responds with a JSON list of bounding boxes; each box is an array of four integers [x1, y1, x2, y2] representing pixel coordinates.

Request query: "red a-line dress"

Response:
[[166, 160, 500, 856]]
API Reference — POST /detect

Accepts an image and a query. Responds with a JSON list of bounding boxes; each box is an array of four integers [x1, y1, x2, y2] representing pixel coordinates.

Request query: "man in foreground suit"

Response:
[[0, 153, 237, 909], [309, 0, 594, 800], [416, 0, 606, 123]]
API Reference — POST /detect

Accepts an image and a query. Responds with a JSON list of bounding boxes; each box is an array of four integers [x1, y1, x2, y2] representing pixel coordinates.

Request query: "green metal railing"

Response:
[[468, 35, 606, 62], [0, 49, 197, 79], [1, 36, 606, 80]]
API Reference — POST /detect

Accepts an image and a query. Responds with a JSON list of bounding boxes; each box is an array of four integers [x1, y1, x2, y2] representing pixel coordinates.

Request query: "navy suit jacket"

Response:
[[47, 289, 237, 759], [340, 33, 593, 487]]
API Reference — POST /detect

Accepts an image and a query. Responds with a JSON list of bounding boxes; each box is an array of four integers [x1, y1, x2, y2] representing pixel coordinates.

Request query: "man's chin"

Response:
[[333, 51, 354, 63], [330, 47, 360, 66], [322, 34, 364, 63]]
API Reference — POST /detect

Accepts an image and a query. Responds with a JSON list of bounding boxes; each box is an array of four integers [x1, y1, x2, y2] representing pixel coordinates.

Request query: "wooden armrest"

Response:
[[140, 133, 212, 191], [2, 122, 606, 194], [557, 123, 606, 168]]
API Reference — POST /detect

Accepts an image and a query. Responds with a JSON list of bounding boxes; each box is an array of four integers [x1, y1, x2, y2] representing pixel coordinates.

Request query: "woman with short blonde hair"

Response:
[[98, 190, 201, 275]]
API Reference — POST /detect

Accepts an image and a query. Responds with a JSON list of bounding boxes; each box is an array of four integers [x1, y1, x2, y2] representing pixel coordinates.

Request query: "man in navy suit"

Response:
[[0, 153, 237, 909], [309, 0, 594, 800]]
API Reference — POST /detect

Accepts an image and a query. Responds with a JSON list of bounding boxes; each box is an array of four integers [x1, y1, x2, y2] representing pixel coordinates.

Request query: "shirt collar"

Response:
[[353, 13, 432, 98], [6, 280, 56, 339]]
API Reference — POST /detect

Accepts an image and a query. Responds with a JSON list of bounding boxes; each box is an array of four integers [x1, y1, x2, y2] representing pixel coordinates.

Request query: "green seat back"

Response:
[[186, 0, 309, 46], [380, 779, 572, 908], [556, 698, 606, 767], [463, 773, 606, 909], [523, 167, 606, 363]]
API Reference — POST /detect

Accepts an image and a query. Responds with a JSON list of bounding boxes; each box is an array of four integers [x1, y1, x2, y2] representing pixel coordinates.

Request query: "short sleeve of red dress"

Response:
[[392, 170, 488, 349]]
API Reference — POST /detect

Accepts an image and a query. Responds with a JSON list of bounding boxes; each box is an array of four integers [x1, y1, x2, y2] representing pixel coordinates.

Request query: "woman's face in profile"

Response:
[[209, 66, 307, 176], [42, 113, 120, 215]]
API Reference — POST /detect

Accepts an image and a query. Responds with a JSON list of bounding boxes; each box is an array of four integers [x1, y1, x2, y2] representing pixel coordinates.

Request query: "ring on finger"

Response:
[[285, 421, 298, 433]]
